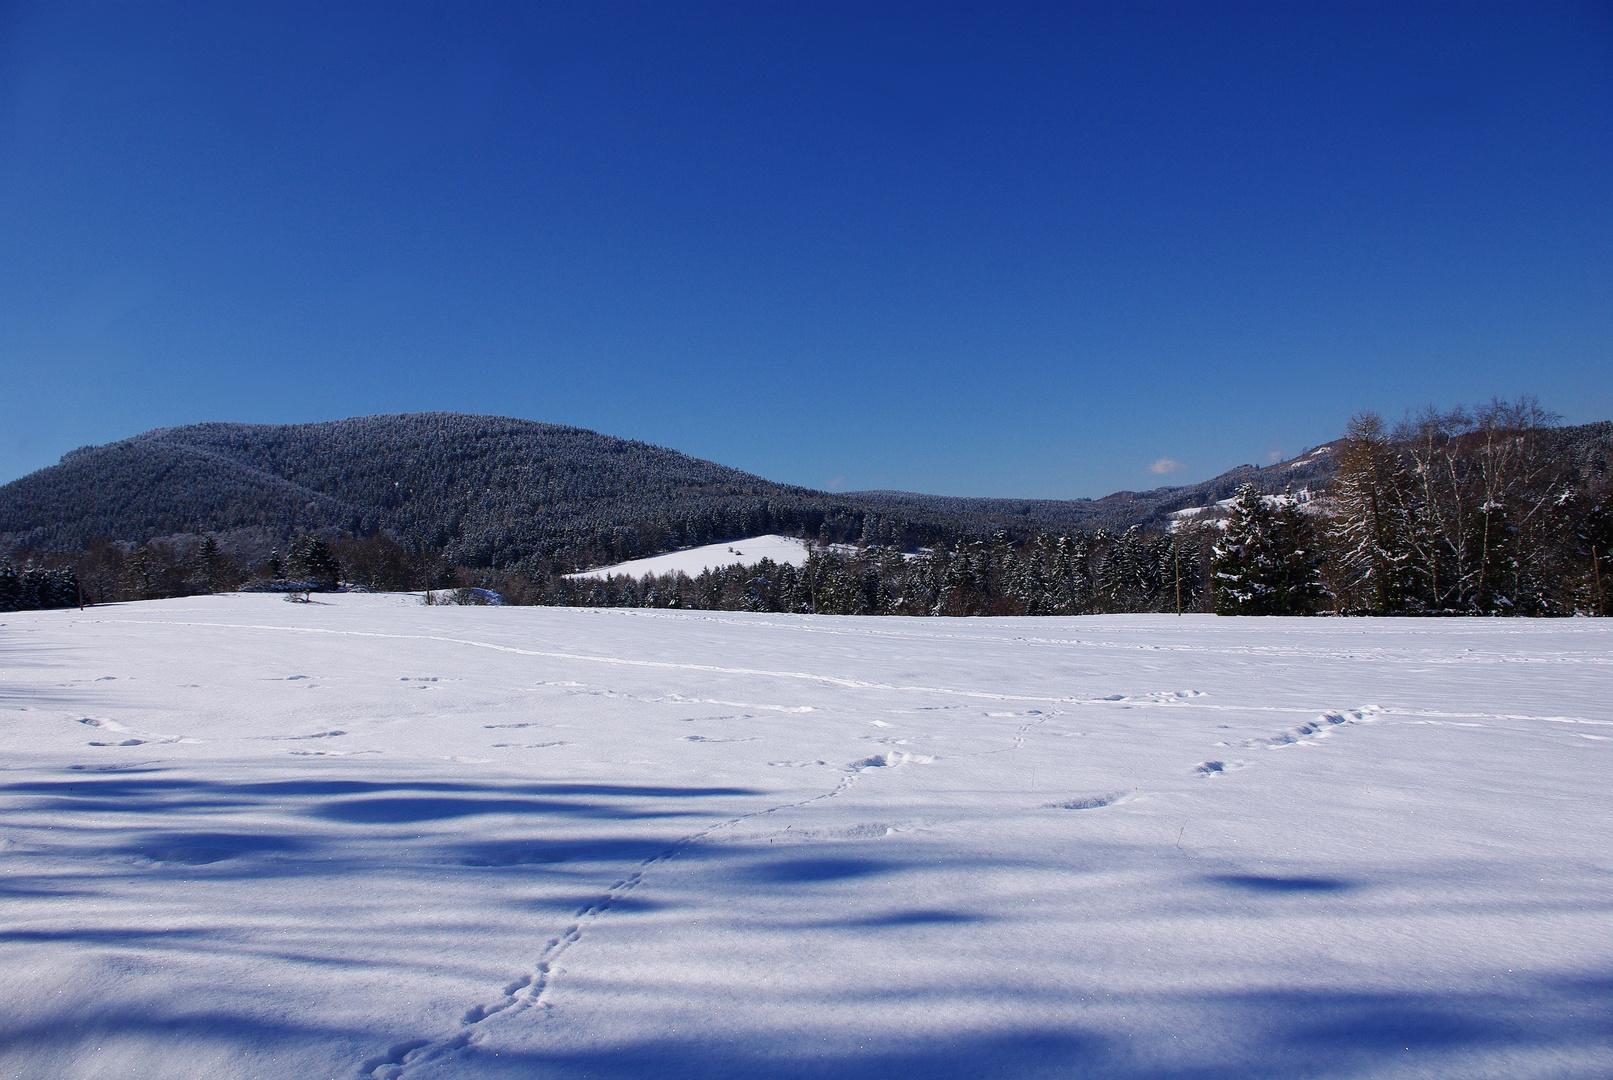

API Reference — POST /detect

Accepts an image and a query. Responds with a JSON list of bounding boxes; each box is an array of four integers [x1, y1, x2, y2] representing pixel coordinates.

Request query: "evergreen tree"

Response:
[[1212, 485, 1285, 614], [1470, 499, 1518, 613], [1056, 533, 1094, 614], [1271, 498, 1326, 614], [26, 567, 80, 609], [290, 535, 340, 590], [0, 564, 21, 612], [195, 535, 224, 593]]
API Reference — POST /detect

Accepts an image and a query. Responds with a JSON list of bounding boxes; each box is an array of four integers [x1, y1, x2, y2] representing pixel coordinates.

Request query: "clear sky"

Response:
[[2, 2, 1609, 497]]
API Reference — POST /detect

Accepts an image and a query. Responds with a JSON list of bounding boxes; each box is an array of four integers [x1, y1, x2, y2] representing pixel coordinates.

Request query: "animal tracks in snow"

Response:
[[1047, 790, 1130, 810], [19, 600, 1605, 1080], [77, 716, 194, 747], [1239, 706, 1383, 751], [1089, 690, 1208, 706], [851, 751, 935, 770], [1192, 706, 1383, 775], [379, 743, 902, 1076]]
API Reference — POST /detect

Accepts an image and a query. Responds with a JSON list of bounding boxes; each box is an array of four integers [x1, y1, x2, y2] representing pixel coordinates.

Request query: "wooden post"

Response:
[[1594, 545, 1604, 617], [1174, 542, 1182, 615]]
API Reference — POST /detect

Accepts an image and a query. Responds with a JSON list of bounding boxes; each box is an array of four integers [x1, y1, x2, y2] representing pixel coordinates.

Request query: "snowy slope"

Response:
[[1, 596, 1609, 1080], [567, 534, 810, 580], [1166, 489, 1312, 531]]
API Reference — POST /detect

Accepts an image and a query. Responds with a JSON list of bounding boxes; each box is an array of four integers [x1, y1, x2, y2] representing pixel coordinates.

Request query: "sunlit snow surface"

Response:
[[2, 595, 1610, 1080], [567, 534, 809, 580]]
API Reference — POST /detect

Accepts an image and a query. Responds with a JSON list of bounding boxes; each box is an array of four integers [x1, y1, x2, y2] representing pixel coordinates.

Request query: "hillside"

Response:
[[0, 415, 827, 571], [0, 413, 1319, 570], [850, 441, 1342, 535], [3, 413, 1608, 574]]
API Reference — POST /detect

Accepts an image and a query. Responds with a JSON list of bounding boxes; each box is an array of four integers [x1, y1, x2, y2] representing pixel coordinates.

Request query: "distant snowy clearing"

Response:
[[567, 534, 810, 581], [2, 596, 1609, 1079]]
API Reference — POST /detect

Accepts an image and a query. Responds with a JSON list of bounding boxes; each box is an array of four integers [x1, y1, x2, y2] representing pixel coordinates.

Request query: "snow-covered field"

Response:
[[2, 595, 1609, 1079], [567, 534, 810, 581]]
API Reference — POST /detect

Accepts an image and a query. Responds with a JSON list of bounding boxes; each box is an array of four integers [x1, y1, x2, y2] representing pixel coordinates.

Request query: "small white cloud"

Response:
[[1265, 444, 1284, 463], [1149, 458, 1185, 475], [825, 475, 847, 491]]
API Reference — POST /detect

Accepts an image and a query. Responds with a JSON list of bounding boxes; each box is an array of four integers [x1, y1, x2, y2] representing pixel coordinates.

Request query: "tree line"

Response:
[[547, 526, 1206, 616], [4, 399, 1606, 616], [1315, 400, 1609, 615], [539, 399, 1611, 617]]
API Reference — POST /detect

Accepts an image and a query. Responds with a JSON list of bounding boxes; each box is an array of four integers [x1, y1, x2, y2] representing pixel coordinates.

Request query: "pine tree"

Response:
[[1271, 497, 1326, 614], [1212, 485, 1285, 614], [0, 565, 21, 612], [29, 567, 80, 609], [195, 535, 222, 593], [1470, 499, 1518, 613], [1056, 533, 1094, 614], [290, 535, 340, 590]]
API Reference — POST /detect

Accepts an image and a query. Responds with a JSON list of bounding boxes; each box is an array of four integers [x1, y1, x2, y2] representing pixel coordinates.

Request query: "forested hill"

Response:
[[3, 412, 1604, 574], [0, 412, 1341, 571], [1, 414, 811, 570]]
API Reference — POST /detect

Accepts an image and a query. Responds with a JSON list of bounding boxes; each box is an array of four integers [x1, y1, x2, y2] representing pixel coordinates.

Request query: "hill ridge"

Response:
[[4, 412, 1607, 573]]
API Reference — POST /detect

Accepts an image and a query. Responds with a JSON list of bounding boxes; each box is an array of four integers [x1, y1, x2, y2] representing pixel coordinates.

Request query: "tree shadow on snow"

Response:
[[445, 974, 1613, 1080], [0, 772, 766, 891], [742, 856, 898, 884], [1205, 873, 1353, 894], [310, 794, 707, 824]]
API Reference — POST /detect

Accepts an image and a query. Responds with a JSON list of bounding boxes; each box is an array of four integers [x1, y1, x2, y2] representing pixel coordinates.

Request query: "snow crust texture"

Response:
[[1, 595, 1610, 1079]]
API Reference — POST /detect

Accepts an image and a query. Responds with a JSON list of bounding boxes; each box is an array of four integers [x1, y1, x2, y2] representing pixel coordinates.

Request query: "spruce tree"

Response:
[[0, 565, 20, 612], [1271, 498, 1326, 614], [1470, 500, 1518, 613], [196, 535, 222, 593], [291, 535, 340, 590], [1212, 484, 1284, 614]]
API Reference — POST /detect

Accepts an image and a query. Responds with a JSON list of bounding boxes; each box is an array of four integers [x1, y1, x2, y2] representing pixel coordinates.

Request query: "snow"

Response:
[[426, 588, 507, 606], [2, 594, 1610, 1079], [1167, 489, 1313, 531], [568, 534, 811, 581]]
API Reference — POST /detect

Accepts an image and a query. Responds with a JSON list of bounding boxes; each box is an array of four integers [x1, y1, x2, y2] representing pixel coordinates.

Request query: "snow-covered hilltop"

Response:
[[2, 594, 1608, 1078]]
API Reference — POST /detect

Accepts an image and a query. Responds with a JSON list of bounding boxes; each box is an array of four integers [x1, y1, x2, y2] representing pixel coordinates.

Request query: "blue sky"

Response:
[[1, 1, 1609, 497]]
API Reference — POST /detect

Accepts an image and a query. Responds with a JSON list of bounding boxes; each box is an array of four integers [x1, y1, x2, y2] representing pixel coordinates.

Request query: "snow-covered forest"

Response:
[[3, 402, 1609, 616]]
